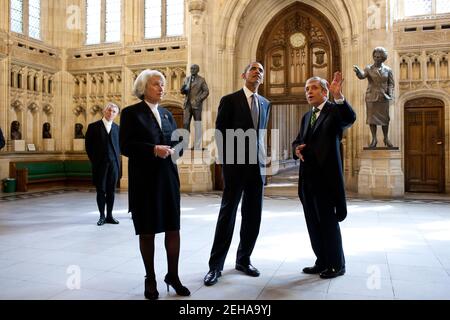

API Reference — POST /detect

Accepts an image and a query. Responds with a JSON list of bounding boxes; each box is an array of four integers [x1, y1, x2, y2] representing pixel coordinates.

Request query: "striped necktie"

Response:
[[310, 107, 320, 127], [251, 94, 259, 129]]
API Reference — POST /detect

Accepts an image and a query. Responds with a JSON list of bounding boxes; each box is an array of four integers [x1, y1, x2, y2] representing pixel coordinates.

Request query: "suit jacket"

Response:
[[0, 127, 5, 150], [357, 63, 394, 102], [119, 100, 182, 219], [85, 120, 121, 183], [292, 100, 356, 221], [181, 75, 209, 110], [216, 89, 271, 182]]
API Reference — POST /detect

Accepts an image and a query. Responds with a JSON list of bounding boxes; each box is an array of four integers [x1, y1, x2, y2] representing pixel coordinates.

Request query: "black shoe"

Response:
[[302, 265, 326, 274], [144, 277, 159, 300], [164, 274, 190, 296], [319, 267, 346, 279], [235, 263, 260, 277], [368, 138, 377, 148], [105, 217, 119, 224], [204, 269, 221, 286], [384, 138, 393, 148], [97, 217, 106, 226]]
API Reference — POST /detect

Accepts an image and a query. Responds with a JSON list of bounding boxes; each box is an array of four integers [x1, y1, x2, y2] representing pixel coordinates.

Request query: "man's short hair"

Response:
[[103, 102, 120, 113], [305, 76, 329, 97], [133, 69, 166, 100], [243, 62, 264, 74]]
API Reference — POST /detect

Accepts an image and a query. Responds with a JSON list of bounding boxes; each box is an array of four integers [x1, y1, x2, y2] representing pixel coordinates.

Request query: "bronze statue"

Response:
[[354, 47, 394, 148], [74, 123, 85, 139], [42, 122, 52, 139], [180, 64, 209, 150], [10, 120, 22, 140]]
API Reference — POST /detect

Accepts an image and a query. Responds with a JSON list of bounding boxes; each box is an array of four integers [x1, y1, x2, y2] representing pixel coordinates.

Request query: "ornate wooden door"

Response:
[[405, 98, 445, 193], [256, 2, 341, 159]]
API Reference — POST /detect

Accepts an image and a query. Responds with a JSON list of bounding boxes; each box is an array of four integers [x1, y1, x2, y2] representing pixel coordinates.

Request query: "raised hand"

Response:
[[329, 71, 344, 100]]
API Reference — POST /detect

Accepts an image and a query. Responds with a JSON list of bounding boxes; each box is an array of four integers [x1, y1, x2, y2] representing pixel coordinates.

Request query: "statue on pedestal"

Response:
[[74, 123, 85, 139], [42, 122, 52, 139], [180, 64, 209, 150], [10, 120, 22, 140], [354, 47, 394, 148]]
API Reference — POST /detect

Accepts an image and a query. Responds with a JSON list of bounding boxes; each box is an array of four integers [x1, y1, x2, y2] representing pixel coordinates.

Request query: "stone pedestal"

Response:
[[12, 140, 25, 151], [73, 139, 85, 151], [43, 139, 55, 151], [178, 149, 213, 192], [358, 149, 404, 197]]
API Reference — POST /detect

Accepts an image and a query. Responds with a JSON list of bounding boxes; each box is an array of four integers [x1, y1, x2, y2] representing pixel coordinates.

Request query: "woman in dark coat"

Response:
[[120, 69, 189, 300]]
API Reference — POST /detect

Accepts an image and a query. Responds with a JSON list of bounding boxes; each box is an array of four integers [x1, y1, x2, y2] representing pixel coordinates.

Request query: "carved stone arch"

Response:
[[73, 105, 86, 116], [27, 102, 39, 113], [11, 100, 24, 111], [43, 104, 53, 115], [257, 2, 341, 103], [90, 105, 103, 115]]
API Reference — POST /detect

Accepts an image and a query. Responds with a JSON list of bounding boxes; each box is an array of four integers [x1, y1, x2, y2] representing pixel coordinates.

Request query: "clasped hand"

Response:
[[155, 145, 174, 159]]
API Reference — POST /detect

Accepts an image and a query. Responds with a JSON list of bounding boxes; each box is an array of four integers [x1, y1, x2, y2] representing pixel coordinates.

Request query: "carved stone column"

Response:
[[179, 0, 213, 192]]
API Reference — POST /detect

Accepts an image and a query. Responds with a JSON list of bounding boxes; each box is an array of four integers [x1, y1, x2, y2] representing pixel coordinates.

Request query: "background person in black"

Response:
[[0, 127, 5, 150], [120, 69, 189, 300], [85, 103, 121, 226], [292, 72, 356, 279], [204, 62, 271, 286]]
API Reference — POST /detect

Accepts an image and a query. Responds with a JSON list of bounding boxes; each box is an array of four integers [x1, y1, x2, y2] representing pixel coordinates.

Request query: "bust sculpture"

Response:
[[43, 122, 52, 139], [74, 123, 85, 139], [11, 120, 22, 140]]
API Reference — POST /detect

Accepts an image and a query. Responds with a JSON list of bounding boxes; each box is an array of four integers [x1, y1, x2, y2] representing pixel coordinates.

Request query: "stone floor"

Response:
[[1, 187, 450, 300]]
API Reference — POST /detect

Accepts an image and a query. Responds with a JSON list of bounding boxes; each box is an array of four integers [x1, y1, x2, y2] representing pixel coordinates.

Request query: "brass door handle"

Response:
[[436, 141, 443, 145]]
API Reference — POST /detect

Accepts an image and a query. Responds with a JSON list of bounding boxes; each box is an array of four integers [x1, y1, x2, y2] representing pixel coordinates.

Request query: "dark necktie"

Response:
[[251, 94, 259, 129], [310, 107, 320, 127]]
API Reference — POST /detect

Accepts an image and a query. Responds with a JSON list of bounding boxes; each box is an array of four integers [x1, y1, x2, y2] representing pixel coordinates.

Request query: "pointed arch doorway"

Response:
[[256, 2, 341, 166]]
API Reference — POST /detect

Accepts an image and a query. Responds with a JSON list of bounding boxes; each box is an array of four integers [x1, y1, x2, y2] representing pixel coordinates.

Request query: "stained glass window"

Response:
[[145, 0, 162, 38], [28, 0, 40, 39], [166, 0, 184, 36], [10, 0, 23, 34], [105, 0, 121, 42], [86, 0, 101, 44], [404, 0, 432, 16], [436, 0, 450, 14]]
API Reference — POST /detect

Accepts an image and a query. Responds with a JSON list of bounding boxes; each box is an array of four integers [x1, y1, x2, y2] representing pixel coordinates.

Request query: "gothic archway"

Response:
[[256, 2, 341, 162]]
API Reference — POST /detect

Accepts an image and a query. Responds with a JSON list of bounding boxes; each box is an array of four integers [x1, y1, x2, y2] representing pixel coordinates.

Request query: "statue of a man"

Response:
[[42, 122, 52, 139], [180, 64, 209, 150], [11, 120, 22, 140], [74, 123, 85, 139], [354, 47, 394, 148]]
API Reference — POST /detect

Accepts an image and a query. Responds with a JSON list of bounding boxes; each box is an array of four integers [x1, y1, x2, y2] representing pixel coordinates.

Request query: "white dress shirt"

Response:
[[102, 118, 113, 134], [144, 100, 162, 129]]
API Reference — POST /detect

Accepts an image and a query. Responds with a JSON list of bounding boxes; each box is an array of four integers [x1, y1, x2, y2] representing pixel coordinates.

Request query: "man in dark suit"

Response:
[[204, 62, 271, 286], [85, 103, 121, 226], [0, 127, 5, 150], [180, 64, 209, 150], [292, 72, 356, 279]]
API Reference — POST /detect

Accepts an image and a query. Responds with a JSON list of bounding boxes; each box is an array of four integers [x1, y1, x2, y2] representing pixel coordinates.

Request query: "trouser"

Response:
[[95, 160, 119, 218], [183, 106, 202, 149]]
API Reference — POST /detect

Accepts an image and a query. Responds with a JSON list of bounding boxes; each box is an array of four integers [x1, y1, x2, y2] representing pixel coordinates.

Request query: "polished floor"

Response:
[[1, 189, 450, 300]]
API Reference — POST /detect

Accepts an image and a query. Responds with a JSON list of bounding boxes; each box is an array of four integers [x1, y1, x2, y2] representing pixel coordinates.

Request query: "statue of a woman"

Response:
[[354, 47, 394, 148]]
